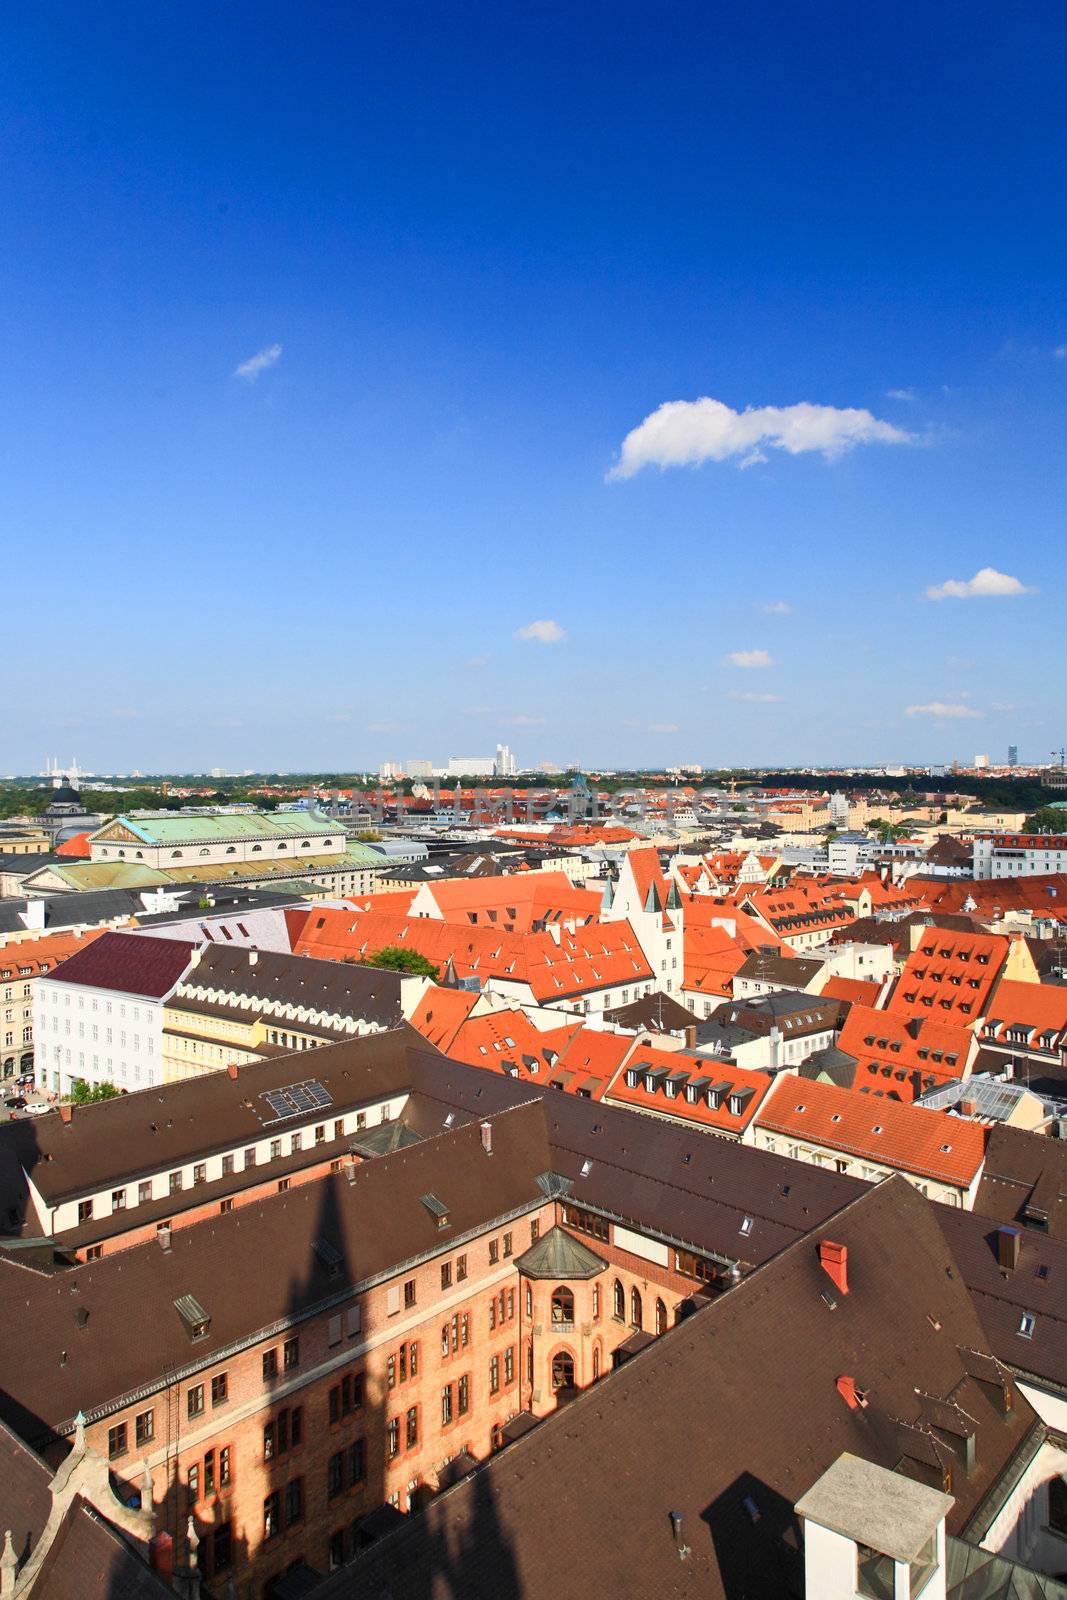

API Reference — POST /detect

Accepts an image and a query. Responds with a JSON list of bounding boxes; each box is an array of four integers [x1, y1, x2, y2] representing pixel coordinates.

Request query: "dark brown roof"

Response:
[[10, 1027, 426, 1206], [44, 930, 195, 998], [735, 951, 822, 987], [974, 1123, 1067, 1241], [318, 1177, 1037, 1600], [603, 990, 698, 1032], [0, 1095, 554, 1442], [176, 943, 406, 1027]]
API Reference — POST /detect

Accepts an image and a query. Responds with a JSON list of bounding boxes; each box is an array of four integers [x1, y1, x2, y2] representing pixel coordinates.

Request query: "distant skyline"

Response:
[[4, 3, 1066, 770]]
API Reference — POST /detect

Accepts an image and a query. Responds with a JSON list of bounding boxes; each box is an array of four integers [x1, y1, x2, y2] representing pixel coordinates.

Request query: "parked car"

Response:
[[3, 1096, 27, 1111], [20, 1101, 52, 1118]]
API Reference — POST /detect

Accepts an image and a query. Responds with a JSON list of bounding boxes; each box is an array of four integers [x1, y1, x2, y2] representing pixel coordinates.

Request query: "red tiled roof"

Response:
[[819, 976, 882, 1006], [982, 980, 1067, 1045], [756, 1074, 987, 1186], [54, 831, 92, 859], [407, 986, 480, 1051], [836, 1003, 973, 1103], [607, 1046, 771, 1133], [886, 928, 1010, 1024]]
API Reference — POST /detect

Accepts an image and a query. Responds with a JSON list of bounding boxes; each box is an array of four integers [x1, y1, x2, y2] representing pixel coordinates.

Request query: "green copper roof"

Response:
[[514, 1225, 607, 1280], [93, 812, 337, 845]]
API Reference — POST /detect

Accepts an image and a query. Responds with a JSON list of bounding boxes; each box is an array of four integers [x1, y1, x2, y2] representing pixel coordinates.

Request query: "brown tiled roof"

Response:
[[175, 943, 406, 1028], [974, 1122, 1067, 1241], [319, 1178, 1036, 1600]]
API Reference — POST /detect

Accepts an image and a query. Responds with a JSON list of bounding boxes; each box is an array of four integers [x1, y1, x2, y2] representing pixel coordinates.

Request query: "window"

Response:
[[193, 1163, 207, 1186], [244, 1147, 256, 1170], [562, 1203, 609, 1242], [135, 1409, 154, 1446], [264, 1421, 275, 1461], [592, 1282, 600, 1320], [613, 1279, 625, 1321], [458, 1375, 470, 1415], [328, 1451, 344, 1499], [404, 1278, 417, 1309], [456, 1253, 467, 1282], [263, 1491, 280, 1541], [285, 1477, 304, 1527], [169, 1171, 183, 1194], [630, 1287, 643, 1329], [551, 1286, 574, 1325], [1019, 1313, 1036, 1339], [441, 1384, 453, 1427], [263, 1349, 278, 1382], [530, 1218, 540, 1244], [188, 1463, 200, 1504], [1049, 1476, 1067, 1536], [212, 1372, 228, 1407], [406, 1405, 419, 1447], [219, 1446, 231, 1488], [504, 1346, 514, 1385], [138, 1180, 152, 1205], [212, 1521, 232, 1575], [655, 1298, 667, 1336], [387, 1354, 397, 1390], [489, 1239, 499, 1265], [441, 1261, 452, 1291], [204, 1449, 216, 1495], [503, 1231, 513, 1258], [283, 1336, 300, 1370], [551, 1351, 575, 1390], [388, 1418, 400, 1458], [222, 1154, 235, 1177], [489, 1299, 496, 1332], [111, 1188, 126, 1212], [77, 1199, 93, 1224], [108, 1422, 127, 1459], [489, 1354, 500, 1394], [348, 1438, 365, 1484], [187, 1384, 205, 1419]]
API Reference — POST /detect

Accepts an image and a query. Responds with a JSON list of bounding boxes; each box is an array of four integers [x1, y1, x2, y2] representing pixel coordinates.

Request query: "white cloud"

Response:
[[234, 343, 283, 381], [514, 619, 566, 645], [925, 567, 1034, 601], [1055, 346, 1067, 360], [724, 649, 774, 669], [886, 387, 916, 401], [760, 600, 791, 616], [648, 722, 680, 734], [905, 702, 983, 719], [608, 396, 911, 478], [738, 449, 768, 470], [728, 691, 782, 703]]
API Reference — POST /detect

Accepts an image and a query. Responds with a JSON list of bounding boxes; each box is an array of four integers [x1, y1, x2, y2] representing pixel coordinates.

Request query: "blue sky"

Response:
[[3, 1, 1065, 774]]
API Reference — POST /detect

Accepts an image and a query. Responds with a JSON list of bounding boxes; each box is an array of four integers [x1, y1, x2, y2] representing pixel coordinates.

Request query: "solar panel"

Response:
[[260, 1079, 335, 1124]]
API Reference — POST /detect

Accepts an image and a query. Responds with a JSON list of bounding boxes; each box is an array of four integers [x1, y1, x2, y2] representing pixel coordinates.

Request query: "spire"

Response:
[[0, 1530, 18, 1597], [73, 1410, 87, 1454]]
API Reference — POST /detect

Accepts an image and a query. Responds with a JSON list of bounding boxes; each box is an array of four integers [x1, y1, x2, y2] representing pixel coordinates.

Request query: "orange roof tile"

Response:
[[407, 985, 480, 1051], [756, 1075, 987, 1185], [886, 928, 1010, 1024], [607, 1046, 771, 1134], [836, 1003, 973, 1103]]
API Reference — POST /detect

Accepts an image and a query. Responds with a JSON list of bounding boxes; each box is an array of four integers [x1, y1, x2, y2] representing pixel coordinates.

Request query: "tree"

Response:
[[359, 945, 439, 979], [868, 817, 909, 843], [355, 829, 382, 842], [1024, 807, 1067, 833], [67, 1078, 121, 1104]]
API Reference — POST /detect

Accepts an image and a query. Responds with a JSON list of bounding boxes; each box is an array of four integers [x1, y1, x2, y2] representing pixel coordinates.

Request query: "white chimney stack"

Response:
[[480, 1120, 493, 1156]]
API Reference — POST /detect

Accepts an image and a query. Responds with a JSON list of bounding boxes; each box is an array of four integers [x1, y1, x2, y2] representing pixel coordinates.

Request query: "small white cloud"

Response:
[[728, 691, 782, 703], [886, 387, 916, 401], [514, 619, 566, 645], [608, 395, 912, 479], [1055, 346, 1067, 360], [905, 702, 983, 719], [724, 649, 774, 669], [925, 567, 1034, 601], [738, 449, 768, 470], [648, 722, 680, 734], [760, 600, 791, 616], [234, 343, 283, 381]]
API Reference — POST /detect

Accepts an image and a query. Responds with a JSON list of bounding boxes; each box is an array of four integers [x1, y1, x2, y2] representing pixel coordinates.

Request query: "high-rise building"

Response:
[[1008, 744, 1018, 767], [495, 743, 516, 777], [974, 754, 989, 770], [406, 760, 433, 778], [447, 756, 495, 777], [379, 761, 404, 781]]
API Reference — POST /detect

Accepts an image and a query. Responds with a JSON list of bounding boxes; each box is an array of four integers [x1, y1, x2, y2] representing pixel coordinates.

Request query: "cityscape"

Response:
[[4, 6, 1067, 1600]]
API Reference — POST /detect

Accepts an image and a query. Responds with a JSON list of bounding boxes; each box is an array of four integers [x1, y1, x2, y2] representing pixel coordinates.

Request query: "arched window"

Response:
[[592, 1282, 601, 1321], [301, 840, 311, 849], [525, 1283, 533, 1317], [592, 1344, 601, 1380], [613, 1279, 625, 1321], [118, 849, 125, 858], [226, 846, 236, 854], [277, 843, 288, 851], [551, 1287, 574, 1326], [630, 1287, 643, 1329], [199, 848, 210, 857], [252, 844, 262, 852], [655, 1298, 667, 1336], [171, 851, 183, 859], [551, 1351, 575, 1391]]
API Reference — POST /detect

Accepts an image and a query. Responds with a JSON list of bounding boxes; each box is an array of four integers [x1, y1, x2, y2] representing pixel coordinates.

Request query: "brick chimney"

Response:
[[58, 1102, 73, 1125], [148, 1531, 174, 1583], [836, 1374, 867, 1410], [480, 1120, 493, 1156], [819, 1239, 849, 1295], [226, 1062, 239, 1080], [960, 1098, 978, 1118]]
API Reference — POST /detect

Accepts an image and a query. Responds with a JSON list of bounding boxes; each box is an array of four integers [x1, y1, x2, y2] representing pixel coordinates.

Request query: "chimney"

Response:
[[23, 899, 45, 932], [819, 1239, 849, 1296], [836, 1374, 868, 1410], [248, 949, 258, 966], [480, 1120, 493, 1156], [960, 1098, 978, 1118], [148, 1531, 174, 1583], [684, 1024, 697, 1048], [996, 1225, 1021, 1271], [58, 1102, 73, 1125], [226, 1062, 239, 1080]]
